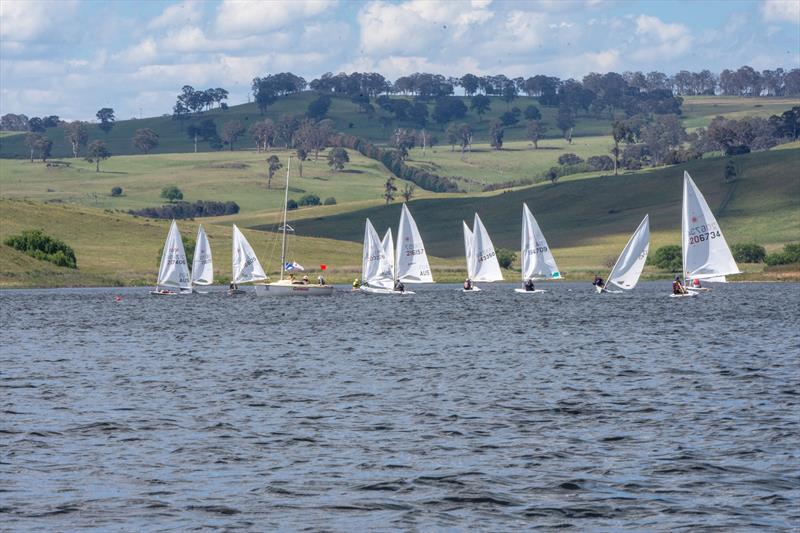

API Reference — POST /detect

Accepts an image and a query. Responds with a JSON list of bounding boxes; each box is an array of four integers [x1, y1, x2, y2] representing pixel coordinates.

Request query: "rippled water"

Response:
[[2, 282, 799, 531]]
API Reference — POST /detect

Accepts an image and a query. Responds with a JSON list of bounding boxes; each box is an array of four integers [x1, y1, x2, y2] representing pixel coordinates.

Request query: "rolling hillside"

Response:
[[282, 146, 800, 262], [2, 93, 796, 160]]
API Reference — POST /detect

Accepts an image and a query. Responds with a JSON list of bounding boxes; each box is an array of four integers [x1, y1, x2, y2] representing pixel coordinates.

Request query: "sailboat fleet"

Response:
[[152, 169, 739, 298]]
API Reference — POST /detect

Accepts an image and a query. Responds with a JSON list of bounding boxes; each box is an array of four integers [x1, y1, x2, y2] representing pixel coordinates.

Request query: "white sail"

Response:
[[521, 203, 561, 281], [396, 203, 434, 283], [607, 215, 650, 290], [361, 219, 394, 289], [156, 220, 191, 290], [470, 213, 503, 282], [381, 228, 395, 284], [682, 171, 740, 280], [191, 224, 214, 286], [463, 221, 474, 279], [232, 224, 267, 284]]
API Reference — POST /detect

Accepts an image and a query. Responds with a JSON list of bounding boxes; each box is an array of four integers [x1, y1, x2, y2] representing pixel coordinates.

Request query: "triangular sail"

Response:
[[191, 224, 213, 286], [362, 219, 394, 289], [396, 203, 434, 283], [470, 213, 503, 282], [521, 203, 561, 281], [157, 220, 191, 290], [381, 228, 395, 284], [463, 221, 474, 279], [232, 224, 267, 284], [607, 215, 650, 290], [682, 171, 740, 280]]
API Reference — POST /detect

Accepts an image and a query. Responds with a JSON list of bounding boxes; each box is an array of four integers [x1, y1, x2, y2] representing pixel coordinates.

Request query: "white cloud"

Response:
[[358, 0, 493, 56], [215, 0, 336, 37], [148, 0, 203, 29], [0, 0, 78, 42], [113, 38, 159, 65], [760, 0, 800, 23], [631, 14, 692, 61]]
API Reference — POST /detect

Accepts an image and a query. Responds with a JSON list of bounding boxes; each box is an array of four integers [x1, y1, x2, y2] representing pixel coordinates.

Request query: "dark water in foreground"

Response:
[[1, 282, 799, 531]]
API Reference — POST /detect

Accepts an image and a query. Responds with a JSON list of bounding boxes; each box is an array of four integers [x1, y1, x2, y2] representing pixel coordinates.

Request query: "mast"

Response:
[[280, 156, 291, 281]]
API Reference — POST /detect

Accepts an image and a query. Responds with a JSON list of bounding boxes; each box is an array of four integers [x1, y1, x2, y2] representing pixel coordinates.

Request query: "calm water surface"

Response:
[[1, 282, 799, 531]]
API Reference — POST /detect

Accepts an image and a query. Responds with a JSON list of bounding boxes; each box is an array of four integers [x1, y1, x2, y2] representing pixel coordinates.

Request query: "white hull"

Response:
[[360, 286, 414, 295], [688, 287, 712, 292], [150, 288, 192, 296], [255, 282, 334, 296], [514, 288, 547, 294], [461, 286, 482, 293], [595, 285, 622, 294], [669, 291, 697, 298]]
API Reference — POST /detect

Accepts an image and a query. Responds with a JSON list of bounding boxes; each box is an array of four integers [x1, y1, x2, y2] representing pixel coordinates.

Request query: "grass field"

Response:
[[3, 93, 794, 160], [0, 147, 430, 213], [0, 199, 382, 287], [286, 146, 800, 262], [406, 136, 612, 189]]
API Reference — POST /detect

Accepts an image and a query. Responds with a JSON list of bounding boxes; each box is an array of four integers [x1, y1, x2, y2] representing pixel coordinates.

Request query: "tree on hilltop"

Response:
[[96, 108, 115, 136]]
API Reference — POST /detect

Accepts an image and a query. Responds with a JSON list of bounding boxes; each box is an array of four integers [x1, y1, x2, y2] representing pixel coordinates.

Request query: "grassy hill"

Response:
[[2, 93, 796, 160], [0, 147, 429, 213], [283, 146, 800, 264]]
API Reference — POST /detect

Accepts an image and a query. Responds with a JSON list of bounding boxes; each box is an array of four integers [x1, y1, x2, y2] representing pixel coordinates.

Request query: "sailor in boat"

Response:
[[289, 273, 297, 284], [592, 274, 605, 290], [464, 278, 473, 291], [691, 278, 702, 289], [352, 277, 360, 290], [302, 274, 309, 284], [394, 279, 405, 293], [523, 278, 535, 291], [672, 275, 688, 295]]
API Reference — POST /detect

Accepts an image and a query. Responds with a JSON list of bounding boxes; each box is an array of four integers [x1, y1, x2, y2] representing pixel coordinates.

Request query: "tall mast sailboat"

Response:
[[256, 156, 334, 296]]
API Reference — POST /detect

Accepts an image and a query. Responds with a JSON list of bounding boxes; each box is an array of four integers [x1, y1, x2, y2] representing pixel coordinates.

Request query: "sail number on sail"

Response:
[[404, 248, 425, 257], [688, 230, 722, 245], [478, 250, 496, 262], [525, 245, 549, 255]]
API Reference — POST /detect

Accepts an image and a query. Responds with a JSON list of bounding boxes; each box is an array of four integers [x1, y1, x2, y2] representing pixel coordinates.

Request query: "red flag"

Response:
[[320, 264, 327, 271]]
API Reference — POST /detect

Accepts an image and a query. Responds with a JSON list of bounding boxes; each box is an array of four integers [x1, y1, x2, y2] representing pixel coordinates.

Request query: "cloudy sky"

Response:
[[1, 0, 798, 121]]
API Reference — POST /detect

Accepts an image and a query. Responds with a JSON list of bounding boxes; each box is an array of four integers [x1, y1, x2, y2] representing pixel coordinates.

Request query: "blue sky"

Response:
[[1, 0, 798, 121]]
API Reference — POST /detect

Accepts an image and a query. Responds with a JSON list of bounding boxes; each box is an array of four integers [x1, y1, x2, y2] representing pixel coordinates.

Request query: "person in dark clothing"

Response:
[[394, 279, 405, 293], [523, 278, 535, 291], [593, 274, 605, 289], [672, 275, 687, 295], [464, 278, 473, 290]]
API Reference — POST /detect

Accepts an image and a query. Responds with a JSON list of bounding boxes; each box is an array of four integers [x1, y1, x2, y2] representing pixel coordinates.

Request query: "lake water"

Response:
[[2, 282, 799, 531]]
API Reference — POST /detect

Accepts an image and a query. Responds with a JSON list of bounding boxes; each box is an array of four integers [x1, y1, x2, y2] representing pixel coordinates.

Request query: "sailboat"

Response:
[[360, 219, 407, 294], [596, 215, 650, 294], [674, 171, 740, 297], [256, 156, 334, 296], [190, 224, 213, 293], [151, 220, 192, 295], [230, 224, 267, 294], [462, 213, 503, 292], [515, 203, 561, 293], [360, 203, 433, 294]]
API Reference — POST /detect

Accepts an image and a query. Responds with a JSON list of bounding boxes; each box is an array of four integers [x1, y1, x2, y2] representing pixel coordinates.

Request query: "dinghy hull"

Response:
[[514, 288, 547, 294], [255, 282, 334, 296], [360, 286, 414, 295]]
